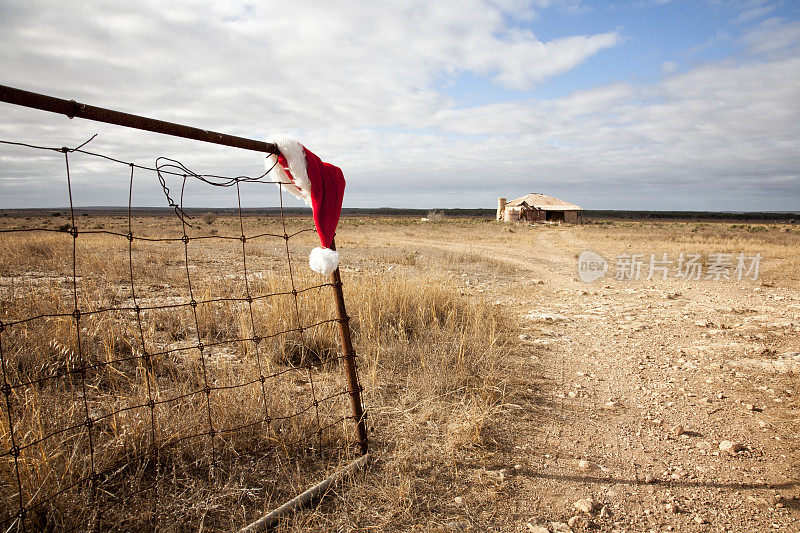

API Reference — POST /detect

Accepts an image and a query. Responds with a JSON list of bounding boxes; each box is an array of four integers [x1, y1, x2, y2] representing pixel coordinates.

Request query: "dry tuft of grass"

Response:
[[273, 268, 517, 532]]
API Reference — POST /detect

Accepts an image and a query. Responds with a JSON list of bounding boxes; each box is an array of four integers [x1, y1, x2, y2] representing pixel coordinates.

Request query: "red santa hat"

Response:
[[266, 136, 345, 275]]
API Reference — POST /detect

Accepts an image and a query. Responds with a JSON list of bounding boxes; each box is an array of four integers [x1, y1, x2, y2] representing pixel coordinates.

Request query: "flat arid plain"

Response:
[[1, 212, 798, 531]]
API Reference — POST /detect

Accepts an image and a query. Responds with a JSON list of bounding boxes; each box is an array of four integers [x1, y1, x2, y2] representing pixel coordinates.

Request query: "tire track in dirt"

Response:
[[383, 228, 800, 531]]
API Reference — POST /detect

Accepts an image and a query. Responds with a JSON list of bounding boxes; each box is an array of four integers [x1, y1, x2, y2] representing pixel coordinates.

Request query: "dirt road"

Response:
[[382, 226, 800, 532]]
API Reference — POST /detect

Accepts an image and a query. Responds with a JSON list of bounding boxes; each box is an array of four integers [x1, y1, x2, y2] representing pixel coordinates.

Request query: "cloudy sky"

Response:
[[1, 0, 799, 211]]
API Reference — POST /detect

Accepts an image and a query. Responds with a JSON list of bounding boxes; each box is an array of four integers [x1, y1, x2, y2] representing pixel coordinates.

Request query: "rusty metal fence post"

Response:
[[329, 239, 368, 455]]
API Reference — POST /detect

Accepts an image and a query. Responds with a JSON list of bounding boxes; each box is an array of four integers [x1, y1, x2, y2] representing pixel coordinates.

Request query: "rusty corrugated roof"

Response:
[[505, 193, 582, 211]]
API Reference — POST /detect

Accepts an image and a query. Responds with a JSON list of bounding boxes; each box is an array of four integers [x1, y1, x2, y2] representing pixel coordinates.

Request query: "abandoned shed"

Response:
[[496, 193, 583, 224]]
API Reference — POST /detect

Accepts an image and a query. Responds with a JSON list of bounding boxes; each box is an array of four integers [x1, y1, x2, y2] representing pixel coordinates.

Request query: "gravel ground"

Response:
[[383, 223, 799, 532]]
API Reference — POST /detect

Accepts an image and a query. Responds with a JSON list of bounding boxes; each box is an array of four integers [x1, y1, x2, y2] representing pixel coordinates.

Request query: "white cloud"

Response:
[[732, 4, 776, 25], [687, 30, 731, 55], [341, 56, 800, 209], [0, 0, 798, 211], [1, 1, 618, 126], [740, 17, 800, 56], [660, 60, 679, 74], [488, 30, 620, 90]]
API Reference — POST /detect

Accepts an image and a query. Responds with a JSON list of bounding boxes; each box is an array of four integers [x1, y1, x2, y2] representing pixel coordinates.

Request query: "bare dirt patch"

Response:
[[317, 218, 799, 532], [2, 215, 798, 531]]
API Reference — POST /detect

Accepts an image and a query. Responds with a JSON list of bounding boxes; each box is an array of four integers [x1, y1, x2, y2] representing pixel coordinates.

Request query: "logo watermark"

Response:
[[577, 250, 608, 283], [577, 251, 761, 283]]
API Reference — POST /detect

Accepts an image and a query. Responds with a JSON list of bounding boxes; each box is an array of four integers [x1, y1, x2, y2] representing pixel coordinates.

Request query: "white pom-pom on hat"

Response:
[[309, 246, 340, 276]]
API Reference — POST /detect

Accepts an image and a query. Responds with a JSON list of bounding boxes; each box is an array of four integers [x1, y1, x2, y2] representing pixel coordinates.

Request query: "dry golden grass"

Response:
[[0, 214, 516, 531], [571, 219, 800, 284], [1, 213, 796, 531], [335, 216, 800, 286]]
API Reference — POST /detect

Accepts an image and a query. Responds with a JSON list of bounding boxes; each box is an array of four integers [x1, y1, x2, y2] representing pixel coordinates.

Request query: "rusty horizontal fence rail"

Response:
[[0, 84, 279, 154], [239, 453, 371, 532]]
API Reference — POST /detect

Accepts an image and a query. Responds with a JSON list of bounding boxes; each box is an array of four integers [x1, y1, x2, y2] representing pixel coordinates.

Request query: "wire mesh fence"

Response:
[[0, 137, 366, 531]]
